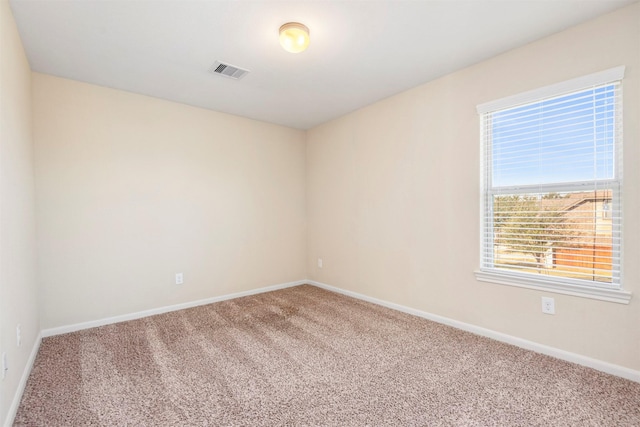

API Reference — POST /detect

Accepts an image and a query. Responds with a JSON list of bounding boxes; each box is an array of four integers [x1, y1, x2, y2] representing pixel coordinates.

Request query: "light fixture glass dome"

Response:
[[279, 22, 310, 53]]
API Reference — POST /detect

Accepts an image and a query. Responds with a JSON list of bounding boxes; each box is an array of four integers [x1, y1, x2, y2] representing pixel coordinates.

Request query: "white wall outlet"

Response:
[[16, 324, 21, 347], [317, 258, 323, 268], [541, 297, 555, 314], [175, 273, 184, 285], [2, 352, 7, 380]]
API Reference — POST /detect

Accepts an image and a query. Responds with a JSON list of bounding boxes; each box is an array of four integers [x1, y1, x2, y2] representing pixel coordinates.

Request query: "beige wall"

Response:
[[0, 0, 39, 423], [33, 74, 307, 329], [306, 3, 640, 370]]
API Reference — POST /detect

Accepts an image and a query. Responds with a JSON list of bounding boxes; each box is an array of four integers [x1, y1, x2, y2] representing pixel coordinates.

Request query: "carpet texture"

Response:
[[14, 285, 640, 426]]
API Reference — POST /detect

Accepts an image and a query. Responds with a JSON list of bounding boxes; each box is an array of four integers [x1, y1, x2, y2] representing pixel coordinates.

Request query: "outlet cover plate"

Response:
[[2, 352, 7, 380], [541, 297, 555, 314]]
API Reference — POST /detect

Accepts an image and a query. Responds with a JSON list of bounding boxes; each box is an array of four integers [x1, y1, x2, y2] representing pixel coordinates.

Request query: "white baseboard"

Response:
[[41, 280, 307, 338], [308, 280, 640, 383], [4, 332, 42, 427]]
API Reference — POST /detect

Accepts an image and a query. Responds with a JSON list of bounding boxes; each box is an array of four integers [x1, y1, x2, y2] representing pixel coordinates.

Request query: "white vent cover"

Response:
[[209, 61, 249, 80]]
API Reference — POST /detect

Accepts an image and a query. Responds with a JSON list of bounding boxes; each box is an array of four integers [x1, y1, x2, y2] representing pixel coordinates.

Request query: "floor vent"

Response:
[[209, 61, 249, 80]]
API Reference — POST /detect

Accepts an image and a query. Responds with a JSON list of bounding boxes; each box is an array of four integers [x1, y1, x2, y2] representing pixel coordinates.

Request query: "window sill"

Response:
[[474, 270, 632, 304]]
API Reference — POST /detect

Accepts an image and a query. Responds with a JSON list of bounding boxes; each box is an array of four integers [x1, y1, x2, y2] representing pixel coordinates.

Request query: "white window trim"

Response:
[[477, 66, 625, 114], [475, 270, 631, 304], [475, 66, 631, 304]]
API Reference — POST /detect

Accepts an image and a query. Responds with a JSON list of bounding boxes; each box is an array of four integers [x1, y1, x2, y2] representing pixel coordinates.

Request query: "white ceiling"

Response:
[[10, 0, 635, 130]]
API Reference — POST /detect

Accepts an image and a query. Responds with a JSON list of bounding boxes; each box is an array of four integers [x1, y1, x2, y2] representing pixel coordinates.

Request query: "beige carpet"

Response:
[[14, 285, 640, 426]]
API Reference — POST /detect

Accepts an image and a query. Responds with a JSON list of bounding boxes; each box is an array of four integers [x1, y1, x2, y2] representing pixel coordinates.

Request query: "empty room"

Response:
[[1, 0, 639, 425]]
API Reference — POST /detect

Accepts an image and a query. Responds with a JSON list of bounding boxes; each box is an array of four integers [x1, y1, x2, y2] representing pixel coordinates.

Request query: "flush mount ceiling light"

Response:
[[279, 22, 310, 53]]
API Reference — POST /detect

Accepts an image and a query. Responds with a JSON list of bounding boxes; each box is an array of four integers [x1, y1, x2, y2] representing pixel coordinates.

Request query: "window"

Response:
[[475, 67, 631, 303]]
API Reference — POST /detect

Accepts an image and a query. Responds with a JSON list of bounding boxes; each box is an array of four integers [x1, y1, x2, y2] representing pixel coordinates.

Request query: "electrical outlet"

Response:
[[317, 258, 323, 268], [175, 273, 184, 285], [2, 352, 7, 380], [16, 324, 21, 347], [541, 297, 555, 314]]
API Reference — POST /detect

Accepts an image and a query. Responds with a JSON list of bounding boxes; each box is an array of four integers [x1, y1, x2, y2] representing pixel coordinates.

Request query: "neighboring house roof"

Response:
[[529, 190, 612, 212], [560, 190, 612, 212]]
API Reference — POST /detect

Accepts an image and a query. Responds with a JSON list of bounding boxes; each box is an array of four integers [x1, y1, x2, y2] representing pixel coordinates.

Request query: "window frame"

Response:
[[475, 67, 631, 304]]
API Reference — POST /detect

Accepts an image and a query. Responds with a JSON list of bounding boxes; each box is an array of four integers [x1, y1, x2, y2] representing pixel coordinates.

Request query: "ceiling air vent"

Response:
[[209, 61, 249, 80]]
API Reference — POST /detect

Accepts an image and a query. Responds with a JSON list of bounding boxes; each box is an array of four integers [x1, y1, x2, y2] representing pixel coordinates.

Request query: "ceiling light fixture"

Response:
[[279, 22, 310, 53]]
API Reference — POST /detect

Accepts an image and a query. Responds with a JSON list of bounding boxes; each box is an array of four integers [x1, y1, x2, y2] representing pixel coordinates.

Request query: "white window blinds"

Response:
[[478, 68, 623, 290]]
